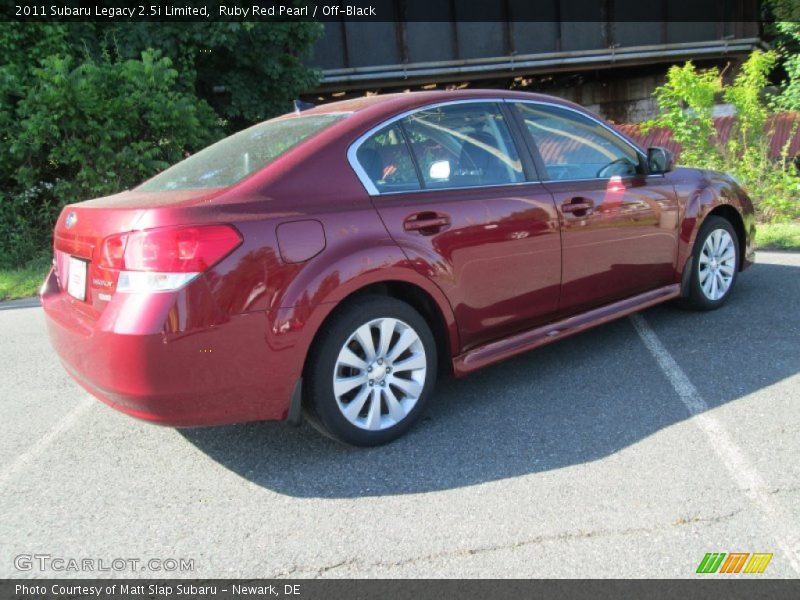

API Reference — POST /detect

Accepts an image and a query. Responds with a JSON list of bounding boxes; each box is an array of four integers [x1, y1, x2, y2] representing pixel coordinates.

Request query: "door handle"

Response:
[[561, 198, 594, 217], [403, 212, 450, 235]]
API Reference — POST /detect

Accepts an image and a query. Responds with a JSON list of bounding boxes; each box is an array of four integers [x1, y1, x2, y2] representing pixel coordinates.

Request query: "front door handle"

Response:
[[561, 198, 594, 217], [403, 212, 451, 235]]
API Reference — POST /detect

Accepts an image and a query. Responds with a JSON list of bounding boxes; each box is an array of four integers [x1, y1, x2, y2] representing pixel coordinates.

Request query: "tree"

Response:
[[87, 22, 323, 129], [0, 21, 323, 267], [646, 61, 723, 169], [767, 0, 800, 110], [0, 46, 221, 268]]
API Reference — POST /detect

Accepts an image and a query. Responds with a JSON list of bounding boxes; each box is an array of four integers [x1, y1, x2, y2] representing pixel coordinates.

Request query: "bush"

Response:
[[79, 22, 323, 129], [0, 49, 221, 269], [644, 51, 800, 223], [768, 0, 800, 111], [0, 23, 322, 269], [0, 189, 58, 269]]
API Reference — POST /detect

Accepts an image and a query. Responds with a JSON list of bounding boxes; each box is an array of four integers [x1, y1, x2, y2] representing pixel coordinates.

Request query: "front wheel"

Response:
[[682, 216, 740, 310], [303, 295, 438, 446]]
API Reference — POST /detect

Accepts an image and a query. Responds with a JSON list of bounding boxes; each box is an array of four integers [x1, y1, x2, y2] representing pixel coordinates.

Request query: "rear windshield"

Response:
[[137, 113, 348, 192]]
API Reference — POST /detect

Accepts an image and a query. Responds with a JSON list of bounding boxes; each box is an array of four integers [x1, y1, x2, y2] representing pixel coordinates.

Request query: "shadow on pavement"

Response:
[[181, 260, 799, 498]]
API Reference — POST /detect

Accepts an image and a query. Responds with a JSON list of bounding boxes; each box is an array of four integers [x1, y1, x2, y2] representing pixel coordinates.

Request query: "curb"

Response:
[[0, 296, 41, 311]]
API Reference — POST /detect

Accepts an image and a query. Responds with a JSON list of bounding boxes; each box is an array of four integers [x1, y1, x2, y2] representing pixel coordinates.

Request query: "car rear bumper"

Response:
[[41, 268, 301, 427]]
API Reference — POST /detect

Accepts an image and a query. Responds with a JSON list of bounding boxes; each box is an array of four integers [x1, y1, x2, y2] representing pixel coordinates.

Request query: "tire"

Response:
[[681, 215, 740, 310], [303, 295, 438, 446]]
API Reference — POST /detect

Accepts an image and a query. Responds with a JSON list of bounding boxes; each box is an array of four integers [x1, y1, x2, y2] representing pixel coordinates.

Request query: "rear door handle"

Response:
[[562, 203, 592, 213], [561, 198, 594, 217], [403, 212, 451, 235]]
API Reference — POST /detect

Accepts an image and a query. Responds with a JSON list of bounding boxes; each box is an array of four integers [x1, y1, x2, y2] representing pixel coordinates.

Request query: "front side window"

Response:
[[402, 102, 525, 189], [138, 113, 348, 192], [513, 103, 642, 181], [355, 124, 421, 193]]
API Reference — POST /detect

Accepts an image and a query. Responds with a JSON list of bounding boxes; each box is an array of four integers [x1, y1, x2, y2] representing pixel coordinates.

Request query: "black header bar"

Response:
[[3, 0, 771, 23]]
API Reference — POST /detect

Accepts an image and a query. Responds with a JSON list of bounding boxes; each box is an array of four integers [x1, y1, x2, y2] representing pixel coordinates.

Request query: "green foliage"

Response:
[[12, 51, 219, 198], [645, 51, 800, 223], [0, 22, 322, 268], [0, 45, 221, 268], [778, 48, 800, 111], [0, 254, 51, 301], [755, 221, 800, 249], [724, 51, 775, 155], [767, 0, 800, 111], [648, 62, 723, 168], [86, 22, 323, 127]]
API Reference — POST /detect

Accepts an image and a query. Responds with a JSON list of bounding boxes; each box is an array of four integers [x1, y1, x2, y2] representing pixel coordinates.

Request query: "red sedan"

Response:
[[42, 90, 755, 446]]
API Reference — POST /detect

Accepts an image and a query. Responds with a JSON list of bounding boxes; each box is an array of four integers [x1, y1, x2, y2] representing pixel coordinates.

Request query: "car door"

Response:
[[509, 101, 680, 316], [350, 101, 561, 351]]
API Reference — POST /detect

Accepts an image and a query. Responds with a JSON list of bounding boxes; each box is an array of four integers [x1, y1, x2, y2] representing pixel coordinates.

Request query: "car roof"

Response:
[[221, 89, 644, 199], [291, 89, 644, 155], [296, 89, 582, 122]]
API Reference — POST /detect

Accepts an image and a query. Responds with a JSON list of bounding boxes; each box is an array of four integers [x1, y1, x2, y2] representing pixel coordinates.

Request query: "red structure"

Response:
[[618, 113, 800, 162]]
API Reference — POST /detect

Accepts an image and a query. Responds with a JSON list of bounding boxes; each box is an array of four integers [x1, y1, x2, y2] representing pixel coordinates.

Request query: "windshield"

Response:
[[137, 113, 349, 192]]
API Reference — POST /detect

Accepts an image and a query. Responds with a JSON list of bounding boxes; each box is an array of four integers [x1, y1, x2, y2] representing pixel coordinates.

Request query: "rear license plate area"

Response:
[[67, 256, 88, 301]]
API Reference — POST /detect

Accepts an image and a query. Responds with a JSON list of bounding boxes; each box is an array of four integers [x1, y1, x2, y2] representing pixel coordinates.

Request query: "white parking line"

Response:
[[0, 396, 93, 487], [630, 313, 800, 575]]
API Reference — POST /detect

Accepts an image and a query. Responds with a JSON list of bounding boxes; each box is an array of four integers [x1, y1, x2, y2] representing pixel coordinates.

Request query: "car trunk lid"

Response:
[[52, 189, 225, 318]]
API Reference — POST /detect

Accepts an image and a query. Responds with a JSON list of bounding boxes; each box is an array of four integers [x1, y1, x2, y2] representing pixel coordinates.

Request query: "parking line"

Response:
[[0, 396, 94, 487], [630, 313, 800, 575]]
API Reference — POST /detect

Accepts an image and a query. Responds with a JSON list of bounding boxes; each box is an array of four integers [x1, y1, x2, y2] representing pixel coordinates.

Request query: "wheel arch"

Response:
[[679, 182, 749, 284], [304, 278, 457, 380], [705, 204, 747, 271]]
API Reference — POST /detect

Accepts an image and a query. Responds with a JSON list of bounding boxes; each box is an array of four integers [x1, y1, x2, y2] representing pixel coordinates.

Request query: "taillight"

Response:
[[101, 233, 127, 270], [99, 225, 241, 292]]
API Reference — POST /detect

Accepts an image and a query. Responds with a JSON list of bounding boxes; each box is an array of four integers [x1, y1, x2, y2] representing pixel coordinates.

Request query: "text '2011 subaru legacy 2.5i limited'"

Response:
[[42, 90, 755, 446]]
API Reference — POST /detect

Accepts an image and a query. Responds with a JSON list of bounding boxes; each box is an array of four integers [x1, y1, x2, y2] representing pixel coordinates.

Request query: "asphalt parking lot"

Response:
[[1, 251, 799, 579]]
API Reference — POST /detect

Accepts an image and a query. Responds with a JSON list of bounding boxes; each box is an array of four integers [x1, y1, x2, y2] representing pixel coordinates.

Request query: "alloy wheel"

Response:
[[698, 228, 736, 301], [332, 318, 427, 431]]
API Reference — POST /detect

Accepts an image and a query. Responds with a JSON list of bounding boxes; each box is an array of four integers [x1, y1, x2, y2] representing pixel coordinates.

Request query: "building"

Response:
[[305, 0, 763, 122]]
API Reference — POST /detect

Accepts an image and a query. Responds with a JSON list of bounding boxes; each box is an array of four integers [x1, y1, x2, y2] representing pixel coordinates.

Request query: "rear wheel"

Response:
[[304, 295, 437, 446], [682, 216, 740, 310]]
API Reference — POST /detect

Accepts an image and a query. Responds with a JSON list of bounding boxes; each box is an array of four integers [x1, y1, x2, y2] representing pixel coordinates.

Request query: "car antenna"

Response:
[[294, 99, 315, 113]]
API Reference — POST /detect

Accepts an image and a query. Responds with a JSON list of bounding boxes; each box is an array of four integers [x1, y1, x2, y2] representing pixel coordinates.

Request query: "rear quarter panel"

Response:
[[255, 155, 461, 362]]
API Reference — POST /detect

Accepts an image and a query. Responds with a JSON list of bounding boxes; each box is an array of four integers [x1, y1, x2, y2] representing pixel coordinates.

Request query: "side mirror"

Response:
[[647, 147, 673, 174], [428, 160, 451, 181]]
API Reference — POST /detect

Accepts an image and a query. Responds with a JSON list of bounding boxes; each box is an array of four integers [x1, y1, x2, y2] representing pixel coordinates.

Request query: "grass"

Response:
[[0, 255, 50, 301], [755, 221, 800, 250]]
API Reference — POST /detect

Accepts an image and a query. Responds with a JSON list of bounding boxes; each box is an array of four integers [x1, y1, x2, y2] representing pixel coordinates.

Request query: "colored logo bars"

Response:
[[696, 552, 773, 574]]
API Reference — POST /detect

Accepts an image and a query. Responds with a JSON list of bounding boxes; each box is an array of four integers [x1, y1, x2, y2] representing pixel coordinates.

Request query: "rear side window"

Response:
[[138, 113, 348, 191], [402, 102, 524, 189], [513, 102, 641, 181], [355, 124, 421, 193]]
